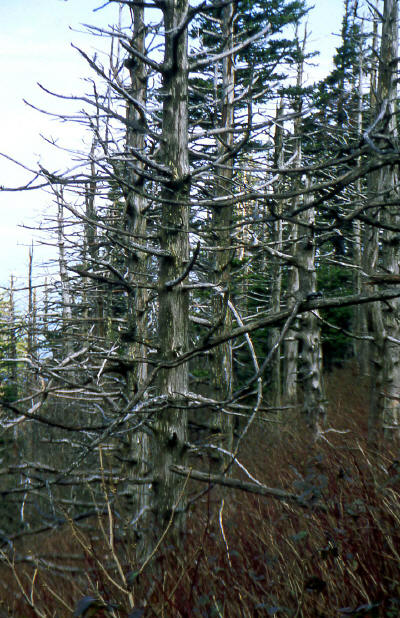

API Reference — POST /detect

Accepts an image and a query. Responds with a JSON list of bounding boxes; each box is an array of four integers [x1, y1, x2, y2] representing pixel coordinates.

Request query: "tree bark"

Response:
[[269, 101, 285, 409], [367, 0, 400, 447], [152, 0, 190, 547], [297, 179, 325, 434], [123, 5, 152, 563], [209, 0, 235, 465]]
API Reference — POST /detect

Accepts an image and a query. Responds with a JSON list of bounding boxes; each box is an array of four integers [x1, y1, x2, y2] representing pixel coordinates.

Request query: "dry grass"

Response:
[[0, 365, 399, 617]]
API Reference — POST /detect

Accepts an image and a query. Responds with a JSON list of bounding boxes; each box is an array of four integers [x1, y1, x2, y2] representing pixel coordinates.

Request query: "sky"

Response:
[[0, 0, 345, 295]]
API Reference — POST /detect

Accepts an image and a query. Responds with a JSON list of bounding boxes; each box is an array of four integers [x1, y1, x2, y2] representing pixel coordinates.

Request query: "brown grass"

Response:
[[0, 366, 399, 617]]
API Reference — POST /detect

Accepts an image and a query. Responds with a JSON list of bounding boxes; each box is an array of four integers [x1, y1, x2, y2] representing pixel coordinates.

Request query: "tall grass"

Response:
[[1, 366, 399, 617]]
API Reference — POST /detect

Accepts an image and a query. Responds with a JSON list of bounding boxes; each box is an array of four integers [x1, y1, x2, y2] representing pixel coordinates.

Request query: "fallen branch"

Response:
[[170, 465, 327, 511]]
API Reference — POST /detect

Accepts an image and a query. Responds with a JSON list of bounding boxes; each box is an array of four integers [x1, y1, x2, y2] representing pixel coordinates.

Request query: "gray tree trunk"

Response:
[[84, 149, 104, 341], [353, 27, 369, 374], [378, 0, 400, 440], [297, 179, 325, 434], [367, 0, 400, 447], [57, 193, 74, 357], [283, 46, 306, 411], [123, 5, 152, 561], [152, 0, 190, 547], [210, 0, 235, 463], [269, 101, 285, 409], [283, 227, 299, 407]]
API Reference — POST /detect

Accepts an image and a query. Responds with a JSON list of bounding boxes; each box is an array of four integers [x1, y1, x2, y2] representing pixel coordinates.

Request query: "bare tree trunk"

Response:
[[283, 39, 307, 411], [293, 38, 325, 435], [152, 0, 190, 548], [367, 0, 400, 447], [269, 101, 285, 409], [209, 0, 235, 463], [57, 192, 74, 356], [297, 179, 325, 434], [283, 227, 299, 407], [8, 276, 17, 389], [123, 4, 152, 562], [353, 25, 369, 374], [24, 246, 39, 501], [84, 146, 104, 340], [378, 0, 400, 441], [27, 246, 35, 361], [363, 10, 381, 440]]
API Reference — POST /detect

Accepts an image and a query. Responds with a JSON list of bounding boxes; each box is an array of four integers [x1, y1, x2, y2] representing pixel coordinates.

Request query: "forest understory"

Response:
[[1, 364, 399, 618]]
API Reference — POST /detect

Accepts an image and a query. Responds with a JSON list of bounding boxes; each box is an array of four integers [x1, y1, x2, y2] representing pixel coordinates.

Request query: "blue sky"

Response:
[[0, 0, 345, 290]]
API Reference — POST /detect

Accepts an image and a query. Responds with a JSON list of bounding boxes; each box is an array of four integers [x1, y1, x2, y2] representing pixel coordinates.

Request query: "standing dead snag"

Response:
[[366, 0, 400, 447], [152, 0, 191, 548], [208, 0, 236, 468]]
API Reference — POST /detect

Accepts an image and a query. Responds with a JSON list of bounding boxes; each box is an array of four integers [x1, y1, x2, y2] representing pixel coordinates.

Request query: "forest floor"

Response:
[[1, 365, 399, 617]]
